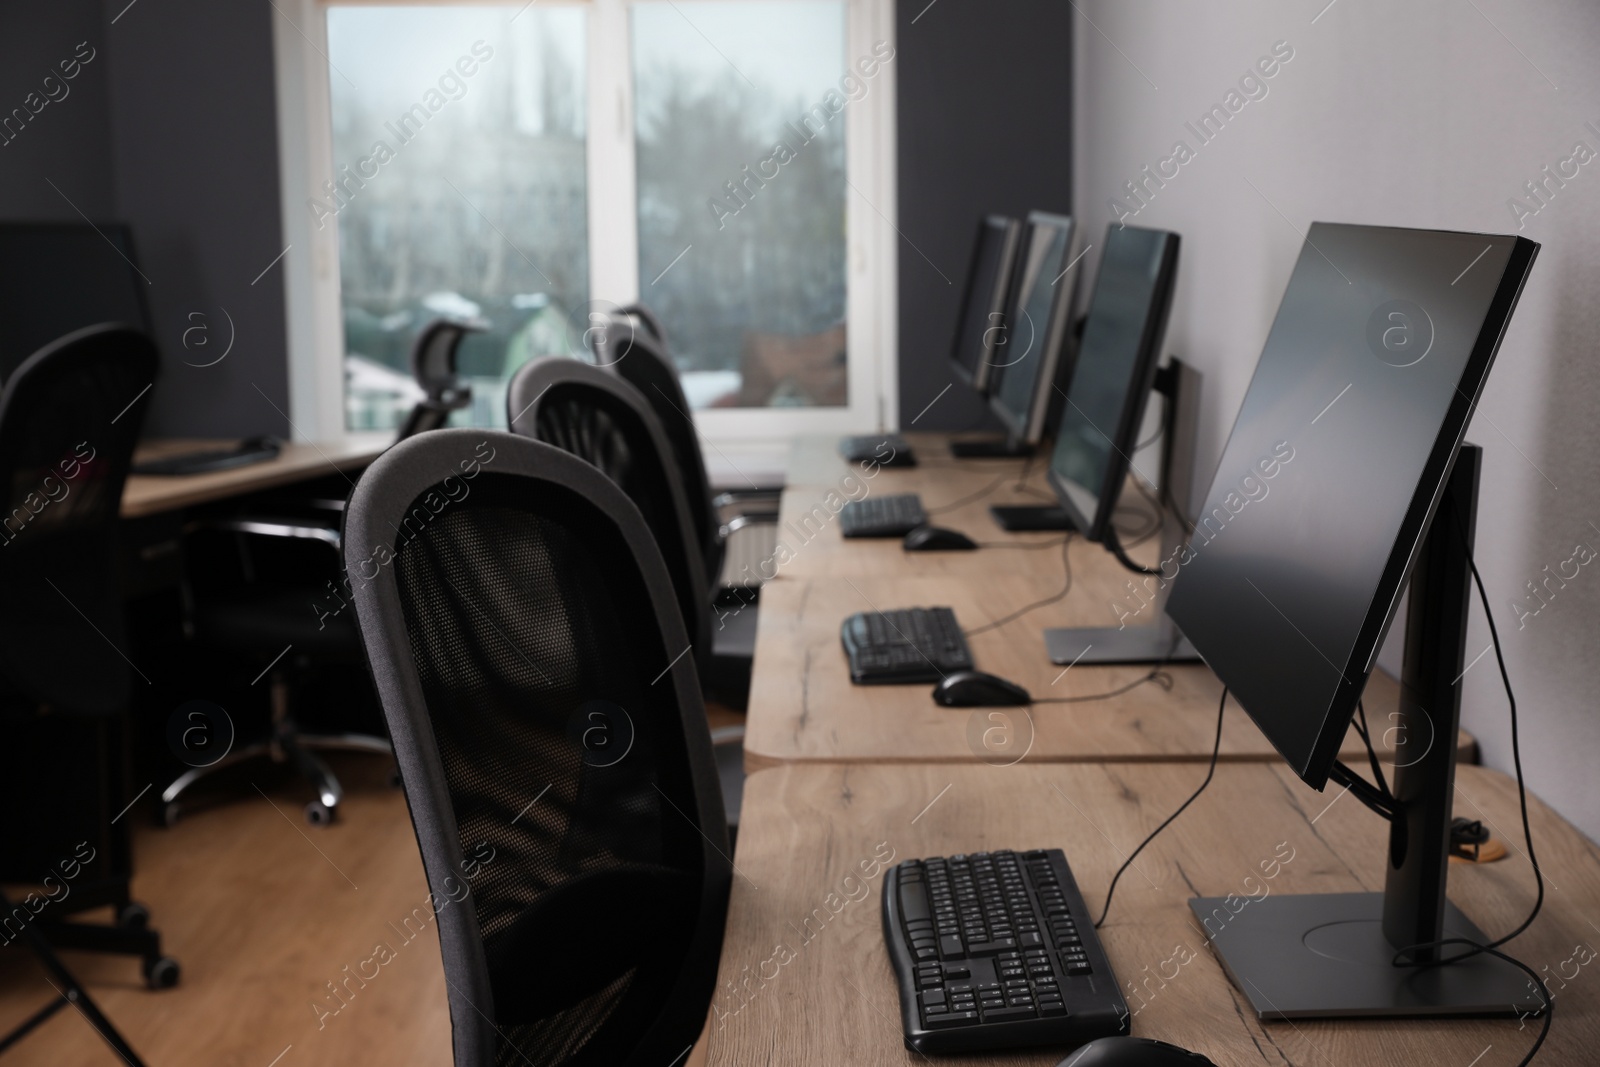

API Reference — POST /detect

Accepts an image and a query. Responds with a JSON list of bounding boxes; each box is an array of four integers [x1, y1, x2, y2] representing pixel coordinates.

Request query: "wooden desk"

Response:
[[787, 432, 1039, 488], [708, 762, 1594, 1066], [122, 438, 385, 518], [742, 573, 1460, 769]]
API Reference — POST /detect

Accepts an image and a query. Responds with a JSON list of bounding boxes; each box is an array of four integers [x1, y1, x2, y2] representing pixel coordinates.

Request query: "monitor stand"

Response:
[[949, 438, 1032, 458], [990, 505, 1074, 532], [1191, 445, 1539, 1019], [1045, 615, 1196, 666]]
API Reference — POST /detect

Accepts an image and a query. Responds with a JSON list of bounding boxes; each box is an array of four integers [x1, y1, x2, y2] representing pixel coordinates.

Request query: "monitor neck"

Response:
[[1382, 441, 1481, 960]]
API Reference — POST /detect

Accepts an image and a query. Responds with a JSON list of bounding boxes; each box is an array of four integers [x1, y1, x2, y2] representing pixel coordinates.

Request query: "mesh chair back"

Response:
[[398, 317, 483, 440], [343, 429, 729, 1067], [0, 324, 155, 713], [598, 326, 722, 580], [506, 357, 711, 652], [614, 304, 666, 348]]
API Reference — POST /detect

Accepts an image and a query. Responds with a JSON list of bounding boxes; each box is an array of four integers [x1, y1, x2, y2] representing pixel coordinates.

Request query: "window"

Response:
[[326, 6, 588, 431], [276, 0, 896, 451]]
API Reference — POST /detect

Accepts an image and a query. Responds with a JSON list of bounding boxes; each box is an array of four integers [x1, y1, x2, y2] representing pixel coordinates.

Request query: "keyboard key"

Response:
[[924, 1011, 979, 1029]]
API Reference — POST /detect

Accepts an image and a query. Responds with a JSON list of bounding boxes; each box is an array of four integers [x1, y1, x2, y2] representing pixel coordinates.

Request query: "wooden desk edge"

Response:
[[122, 440, 387, 518]]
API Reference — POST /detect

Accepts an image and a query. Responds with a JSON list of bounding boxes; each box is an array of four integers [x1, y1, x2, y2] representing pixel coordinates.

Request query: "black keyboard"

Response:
[[839, 433, 916, 467], [884, 849, 1129, 1055], [841, 606, 973, 684], [840, 493, 928, 538]]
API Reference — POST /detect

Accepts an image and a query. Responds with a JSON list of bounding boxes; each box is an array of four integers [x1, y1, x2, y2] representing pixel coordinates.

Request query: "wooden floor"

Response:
[[0, 755, 451, 1067]]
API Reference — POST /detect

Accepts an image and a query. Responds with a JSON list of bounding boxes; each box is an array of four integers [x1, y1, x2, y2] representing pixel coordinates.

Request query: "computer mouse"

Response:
[[903, 525, 978, 551], [1057, 1036, 1216, 1067], [932, 670, 1032, 707]]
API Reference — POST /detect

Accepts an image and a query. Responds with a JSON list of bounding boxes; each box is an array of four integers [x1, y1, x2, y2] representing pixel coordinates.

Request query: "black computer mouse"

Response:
[[1058, 1036, 1216, 1067], [903, 525, 978, 551], [932, 670, 1032, 707]]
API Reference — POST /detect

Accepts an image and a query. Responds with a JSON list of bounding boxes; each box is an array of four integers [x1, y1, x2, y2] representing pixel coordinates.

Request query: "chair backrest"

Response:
[[0, 324, 156, 714], [597, 323, 722, 580], [397, 317, 484, 440], [343, 428, 729, 1067], [614, 304, 666, 348], [506, 357, 711, 651]]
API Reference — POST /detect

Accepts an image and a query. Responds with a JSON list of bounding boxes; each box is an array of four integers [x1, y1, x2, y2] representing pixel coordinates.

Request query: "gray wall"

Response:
[[103, 0, 290, 437], [895, 0, 1073, 432], [0, 3, 115, 219], [1075, 1, 1600, 838], [0, 1, 289, 437]]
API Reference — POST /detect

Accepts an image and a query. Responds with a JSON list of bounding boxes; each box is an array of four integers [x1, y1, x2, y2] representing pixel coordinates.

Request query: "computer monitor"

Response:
[[984, 212, 1078, 451], [1047, 224, 1179, 542], [0, 223, 152, 379], [948, 215, 1021, 395], [1037, 224, 1185, 665], [1166, 223, 1539, 1019]]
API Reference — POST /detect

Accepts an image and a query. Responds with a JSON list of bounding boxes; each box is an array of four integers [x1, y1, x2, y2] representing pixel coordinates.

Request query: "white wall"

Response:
[[1074, 0, 1600, 839]]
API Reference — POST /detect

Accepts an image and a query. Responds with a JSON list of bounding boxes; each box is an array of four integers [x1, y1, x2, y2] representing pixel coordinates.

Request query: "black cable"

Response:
[[973, 537, 1072, 551], [1104, 526, 1161, 576], [1379, 520, 1549, 1065], [1093, 687, 1226, 929], [1352, 700, 1393, 803], [926, 472, 1012, 516], [1460, 539, 1545, 951], [1031, 663, 1174, 705], [1393, 939, 1552, 1067], [964, 536, 1075, 636]]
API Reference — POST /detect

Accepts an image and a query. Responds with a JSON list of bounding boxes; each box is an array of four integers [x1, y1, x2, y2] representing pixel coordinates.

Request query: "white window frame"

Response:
[[273, 0, 898, 465]]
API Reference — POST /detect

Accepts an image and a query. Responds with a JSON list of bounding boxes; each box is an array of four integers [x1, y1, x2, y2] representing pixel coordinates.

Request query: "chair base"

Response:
[[161, 673, 392, 827]]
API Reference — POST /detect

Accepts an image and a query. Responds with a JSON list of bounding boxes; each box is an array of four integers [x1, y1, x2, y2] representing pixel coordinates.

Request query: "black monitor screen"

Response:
[[0, 223, 151, 379], [949, 215, 1020, 393], [1165, 224, 1538, 787], [989, 213, 1074, 439], [1048, 225, 1179, 540]]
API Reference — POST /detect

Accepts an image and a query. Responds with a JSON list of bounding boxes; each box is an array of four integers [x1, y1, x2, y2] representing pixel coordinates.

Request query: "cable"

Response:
[[1093, 687, 1227, 929], [925, 472, 1012, 516], [964, 536, 1075, 636], [1393, 939, 1552, 1067], [1031, 663, 1174, 705], [1352, 700, 1393, 804], [1379, 517, 1550, 1066], [1104, 526, 1161, 576], [1460, 537, 1545, 951], [973, 537, 1072, 551]]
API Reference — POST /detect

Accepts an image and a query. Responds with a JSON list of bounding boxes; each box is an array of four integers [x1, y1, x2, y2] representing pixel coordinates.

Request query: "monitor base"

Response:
[[949, 438, 1032, 458], [990, 505, 1076, 532], [1044, 625, 1197, 665], [1189, 892, 1540, 1019]]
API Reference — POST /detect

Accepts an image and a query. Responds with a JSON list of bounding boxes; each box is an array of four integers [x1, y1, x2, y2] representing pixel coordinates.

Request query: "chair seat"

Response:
[[191, 586, 359, 658]]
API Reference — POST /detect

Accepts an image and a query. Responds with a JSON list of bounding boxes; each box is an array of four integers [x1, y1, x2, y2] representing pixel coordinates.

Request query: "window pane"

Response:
[[326, 5, 587, 431], [633, 1, 849, 410]]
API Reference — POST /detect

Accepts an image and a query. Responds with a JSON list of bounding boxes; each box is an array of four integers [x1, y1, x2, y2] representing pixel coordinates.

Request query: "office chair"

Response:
[[343, 428, 730, 1066], [171, 514, 390, 826], [506, 357, 758, 709], [397, 316, 486, 439], [165, 318, 485, 826], [0, 324, 171, 1065], [595, 316, 777, 705], [600, 310, 781, 589], [506, 358, 749, 833]]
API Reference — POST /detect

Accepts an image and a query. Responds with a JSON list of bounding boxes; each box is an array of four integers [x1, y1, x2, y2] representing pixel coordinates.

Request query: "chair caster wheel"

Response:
[[162, 802, 182, 828], [305, 800, 335, 826], [118, 902, 151, 929], [143, 955, 180, 990]]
